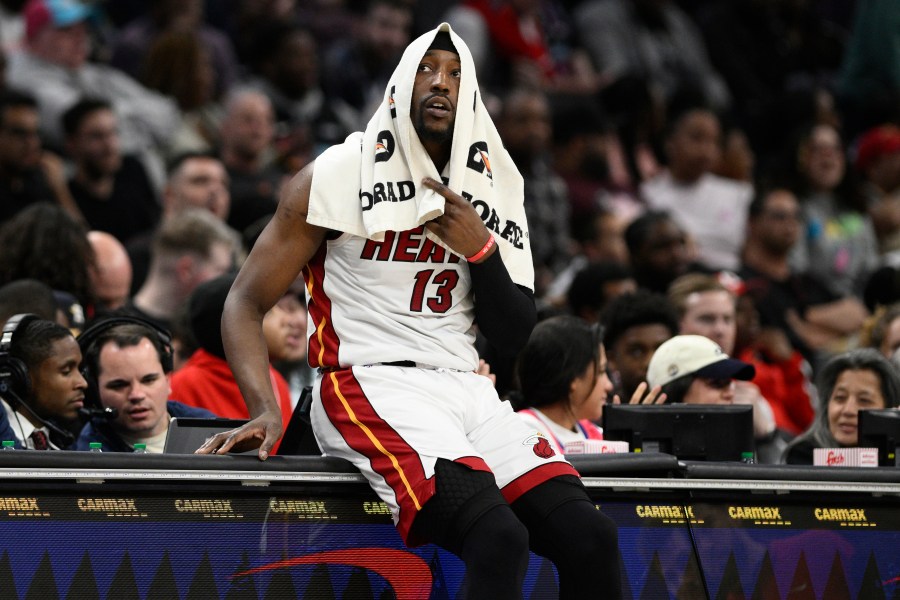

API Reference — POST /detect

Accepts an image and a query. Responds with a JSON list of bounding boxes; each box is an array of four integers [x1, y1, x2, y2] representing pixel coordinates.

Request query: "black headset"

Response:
[[0, 313, 40, 403], [77, 315, 175, 409]]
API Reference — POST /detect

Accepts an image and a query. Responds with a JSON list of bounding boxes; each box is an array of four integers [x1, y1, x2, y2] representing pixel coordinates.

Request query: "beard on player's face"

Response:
[[414, 112, 455, 146]]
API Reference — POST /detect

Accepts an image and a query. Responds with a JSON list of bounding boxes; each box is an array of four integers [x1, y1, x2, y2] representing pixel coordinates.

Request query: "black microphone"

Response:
[[78, 406, 118, 421], [4, 388, 75, 446]]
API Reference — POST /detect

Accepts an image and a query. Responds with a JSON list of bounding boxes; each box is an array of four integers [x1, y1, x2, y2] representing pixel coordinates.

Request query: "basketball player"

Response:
[[198, 25, 621, 598]]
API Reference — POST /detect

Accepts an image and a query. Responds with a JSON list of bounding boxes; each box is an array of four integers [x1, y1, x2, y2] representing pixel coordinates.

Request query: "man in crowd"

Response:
[[0, 314, 87, 449], [740, 187, 868, 365], [87, 231, 133, 315], [128, 152, 232, 290], [8, 0, 177, 157], [601, 290, 679, 402], [122, 208, 238, 333], [74, 319, 213, 453], [0, 89, 80, 224], [63, 98, 160, 245]]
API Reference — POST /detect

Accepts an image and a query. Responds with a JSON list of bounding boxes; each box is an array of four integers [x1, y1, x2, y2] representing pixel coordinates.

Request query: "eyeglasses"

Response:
[[700, 377, 734, 390]]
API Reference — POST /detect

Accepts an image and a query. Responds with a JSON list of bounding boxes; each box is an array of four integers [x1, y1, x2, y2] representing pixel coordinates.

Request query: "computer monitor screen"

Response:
[[602, 404, 754, 461], [858, 408, 900, 466]]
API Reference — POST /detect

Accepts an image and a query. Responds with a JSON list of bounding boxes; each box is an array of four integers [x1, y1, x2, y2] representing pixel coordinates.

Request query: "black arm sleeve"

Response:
[[468, 250, 537, 357]]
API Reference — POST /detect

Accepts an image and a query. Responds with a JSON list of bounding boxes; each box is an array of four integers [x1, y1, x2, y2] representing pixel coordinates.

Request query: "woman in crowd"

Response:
[[785, 123, 878, 298], [512, 315, 663, 455], [782, 348, 900, 464]]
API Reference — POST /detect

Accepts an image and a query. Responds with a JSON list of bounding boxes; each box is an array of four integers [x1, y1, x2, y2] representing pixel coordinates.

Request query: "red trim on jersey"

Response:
[[321, 368, 435, 544], [500, 462, 580, 504], [304, 243, 341, 368], [454, 456, 492, 473]]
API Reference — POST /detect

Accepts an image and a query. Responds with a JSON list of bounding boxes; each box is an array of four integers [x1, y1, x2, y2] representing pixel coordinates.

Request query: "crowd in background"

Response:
[[2, 0, 900, 463]]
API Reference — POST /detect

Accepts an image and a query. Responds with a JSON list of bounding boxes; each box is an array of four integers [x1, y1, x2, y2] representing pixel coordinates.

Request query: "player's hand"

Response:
[[612, 382, 666, 405], [422, 177, 494, 261], [195, 410, 283, 460]]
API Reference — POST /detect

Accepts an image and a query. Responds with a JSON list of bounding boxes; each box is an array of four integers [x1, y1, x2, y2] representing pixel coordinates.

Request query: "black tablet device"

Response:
[[163, 417, 251, 454]]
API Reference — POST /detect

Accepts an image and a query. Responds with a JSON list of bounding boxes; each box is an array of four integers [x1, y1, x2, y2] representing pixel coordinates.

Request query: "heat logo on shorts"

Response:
[[524, 434, 556, 459]]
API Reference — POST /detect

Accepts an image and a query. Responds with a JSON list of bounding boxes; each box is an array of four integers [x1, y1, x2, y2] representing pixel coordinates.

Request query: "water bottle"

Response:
[[133, 443, 148, 454], [89, 442, 103, 453], [1, 440, 15, 451]]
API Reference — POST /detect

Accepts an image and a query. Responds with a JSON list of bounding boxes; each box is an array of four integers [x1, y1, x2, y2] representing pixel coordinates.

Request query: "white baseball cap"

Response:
[[646, 335, 755, 388]]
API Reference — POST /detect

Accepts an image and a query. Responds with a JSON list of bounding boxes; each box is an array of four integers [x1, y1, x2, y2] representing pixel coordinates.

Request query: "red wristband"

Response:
[[466, 235, 496, 263]]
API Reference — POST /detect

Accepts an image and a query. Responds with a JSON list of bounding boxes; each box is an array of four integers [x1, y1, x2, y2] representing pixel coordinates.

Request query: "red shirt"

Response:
[[170, 348, 294, 431]]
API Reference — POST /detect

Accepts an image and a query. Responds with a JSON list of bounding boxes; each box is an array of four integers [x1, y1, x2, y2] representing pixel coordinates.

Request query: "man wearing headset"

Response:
[[0, 315, 87, 449], [73, 319, 214, 453]]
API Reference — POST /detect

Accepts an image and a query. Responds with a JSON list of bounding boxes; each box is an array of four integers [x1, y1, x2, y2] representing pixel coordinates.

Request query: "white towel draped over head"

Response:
[[307, 22, 534, 289]]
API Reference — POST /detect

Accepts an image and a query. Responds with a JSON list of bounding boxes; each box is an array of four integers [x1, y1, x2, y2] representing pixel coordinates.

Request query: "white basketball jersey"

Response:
[[304, 226, 479, 372]]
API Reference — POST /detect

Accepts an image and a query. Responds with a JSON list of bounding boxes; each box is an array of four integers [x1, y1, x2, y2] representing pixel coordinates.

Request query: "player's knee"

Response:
[[463, 504, 529, 564], [576, 507, 619, 561]]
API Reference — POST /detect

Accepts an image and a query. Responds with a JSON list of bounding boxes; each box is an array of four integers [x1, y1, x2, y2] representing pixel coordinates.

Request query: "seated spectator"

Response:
[[0, 89, 81, 224], [511, 315, 663, 456], [161, 152, 230, 221], [87, 231, 133, 315], [495, 87, 573, 299], [140, 30, 224, 160], [641, 103, 753, 271], [170, 273, 293, 432], [322, 0, 413, 116], [268, 278, 314, 407], [782, 349, 900, 465], [575, 0, 730, 111], [624, 210, 694, 294], [218, 89, 287, 237], [783, 123, 878, 298], [647, 334, 755, 405], [668, 272, 781, 453], [127, 152, 232, 291], [8, 0, 178, 159], [0, 314, 87, 448], [0, 203, 96, 309], [74, 318, 214, 453], [856, 124, 900, 257], [110, 0, 238, 101], [566, 262, 636, 324], [600, 290, 679, 403], [740, 186, 869, 365], [646, 334, 800, 463], [244, 22, 357, 156], [545, 206, 630, 307], [121, 208, 238, 333], [550, 97, 616, 223], [0, 278, 59, 324], [62, 98, 160, 245], [668, 273, 737, 353], [447, 0, 600, 94], [733, 290, 815, 438]]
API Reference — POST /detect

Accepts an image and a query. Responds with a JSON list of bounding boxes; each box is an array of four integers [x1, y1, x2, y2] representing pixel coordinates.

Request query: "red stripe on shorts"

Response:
[[304, 244, 340, 368], [500, 462, 580, 504], [454, 456, 491, 473], [321, 368, 436, 543]]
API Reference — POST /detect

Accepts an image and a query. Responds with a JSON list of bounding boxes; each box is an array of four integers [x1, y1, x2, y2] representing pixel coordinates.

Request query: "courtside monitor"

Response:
[[858, 408, 900, 466], [602, 404, 754, 461]]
